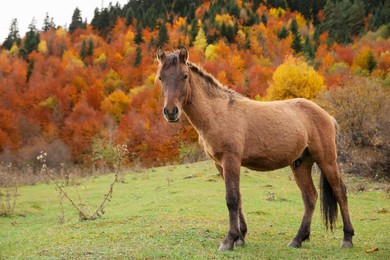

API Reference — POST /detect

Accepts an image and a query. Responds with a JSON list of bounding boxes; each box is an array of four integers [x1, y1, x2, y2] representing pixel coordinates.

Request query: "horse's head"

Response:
[[156, 46, 190, 122]]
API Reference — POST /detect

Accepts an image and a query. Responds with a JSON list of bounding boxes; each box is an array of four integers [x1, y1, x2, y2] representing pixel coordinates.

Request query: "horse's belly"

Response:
[[242, 156, 290, 171]]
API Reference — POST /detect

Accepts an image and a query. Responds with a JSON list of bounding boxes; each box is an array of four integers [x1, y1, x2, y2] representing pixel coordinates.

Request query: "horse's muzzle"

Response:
[[163, 106, 180, 122]]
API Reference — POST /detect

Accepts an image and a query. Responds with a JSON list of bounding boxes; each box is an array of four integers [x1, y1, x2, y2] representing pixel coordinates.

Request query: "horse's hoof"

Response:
[[287, 239, 301, 248], [234, 239, 245, 247], [341, 240, 353, 248], [218, 243, 234, 251]]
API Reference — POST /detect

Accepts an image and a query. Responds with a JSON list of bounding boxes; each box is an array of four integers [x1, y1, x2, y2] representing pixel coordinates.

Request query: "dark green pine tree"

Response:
[[322, 0, 351, 44], [261, 13, 268, 26], [148, 36, 155, 49], [245, 33, 251, 50], [2, 18, 21, 50], [80, 38, 94, 64], [289, 18, 298, 34], [79, 40, 88, 59], [313, 26, 321, 47], [21, 19, 40, 58], [290, 19, 302, 54], [26, 58, 34, 83], [277, 25, 289, 40], [189, 19, 199, 46], [157, 21, 169, 47], [368, 2, 390, 31], [134, 23, 144, 45], [87, 39, 94, 57], [322, 0, 333, 25], [367, 51, 377, 74], [311, 0, 327, 26], [42, 13, 56, 31], [125, 8, 134, 26], [346, 0, 365, 36], [134, 45, 142, 67], [303, 35, 315, 59], [91, 8, 100, 29], [69, 7, 84, 33], [225, 24, 236, 43]]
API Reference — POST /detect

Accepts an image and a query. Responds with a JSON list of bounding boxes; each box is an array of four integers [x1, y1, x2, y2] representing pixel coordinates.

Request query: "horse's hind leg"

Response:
[[318, 161, 354, 248], [288, 156, 317, 248]]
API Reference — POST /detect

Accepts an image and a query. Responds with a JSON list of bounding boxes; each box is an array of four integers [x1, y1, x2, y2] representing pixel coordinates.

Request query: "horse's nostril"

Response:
[[163, 107, 169, 116], [173, 107, 179, 115]]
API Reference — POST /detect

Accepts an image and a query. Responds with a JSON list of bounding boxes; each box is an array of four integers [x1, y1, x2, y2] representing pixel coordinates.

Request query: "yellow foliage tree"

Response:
[[205, 44, 217, 61], [215, 13, 234, 27], [194, 27, 207, 51], [9, 43, 19, 55], [104, 69, 123, 93], [267, 56, 325, 100], [38, 40, 48, 54], [269, 7, 285, 19], [101, 89, 130, 120], [353, 46, 375, 72]]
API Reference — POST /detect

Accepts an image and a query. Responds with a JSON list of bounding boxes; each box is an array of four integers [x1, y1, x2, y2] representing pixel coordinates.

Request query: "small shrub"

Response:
[[0, 163, 19, 216], [317, 76, 390, 179], [178, 142, 205, 164], [37, 151, 120, 221]]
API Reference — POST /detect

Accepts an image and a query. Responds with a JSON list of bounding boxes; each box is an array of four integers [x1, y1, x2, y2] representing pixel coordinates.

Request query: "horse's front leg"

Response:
[[215, 162, 247, 248], [218, 155, 242, 251]]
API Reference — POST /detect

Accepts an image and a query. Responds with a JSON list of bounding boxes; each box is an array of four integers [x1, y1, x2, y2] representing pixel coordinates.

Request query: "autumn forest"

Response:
[[0, 0, 389, 177]]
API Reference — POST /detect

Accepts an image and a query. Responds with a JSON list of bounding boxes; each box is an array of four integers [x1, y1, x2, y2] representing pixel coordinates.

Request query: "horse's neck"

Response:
[[183, 71, 221, 134]]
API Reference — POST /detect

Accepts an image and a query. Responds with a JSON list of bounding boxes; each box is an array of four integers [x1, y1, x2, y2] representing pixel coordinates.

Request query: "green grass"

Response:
[[1, 160, 389, 259]]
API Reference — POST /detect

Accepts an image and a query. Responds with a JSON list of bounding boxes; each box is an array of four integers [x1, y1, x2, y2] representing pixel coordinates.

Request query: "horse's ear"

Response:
[[156, 46, 165, 63], [179, 46, 189, 63]]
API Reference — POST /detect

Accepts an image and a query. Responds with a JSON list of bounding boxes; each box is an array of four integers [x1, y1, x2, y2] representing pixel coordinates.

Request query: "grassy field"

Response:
[[0, 160, 389, 259]]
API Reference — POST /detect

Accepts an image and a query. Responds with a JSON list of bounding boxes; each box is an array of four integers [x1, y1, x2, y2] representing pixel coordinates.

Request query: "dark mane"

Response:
[[187, 61, 243, 100]]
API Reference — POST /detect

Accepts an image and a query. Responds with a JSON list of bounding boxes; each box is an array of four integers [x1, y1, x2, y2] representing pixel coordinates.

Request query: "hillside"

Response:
[[0, 0, 389, 171], [0, 161, 389, 258]]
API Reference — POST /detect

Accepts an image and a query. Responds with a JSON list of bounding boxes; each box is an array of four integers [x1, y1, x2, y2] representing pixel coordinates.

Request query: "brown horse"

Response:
[[156, 46, 354, 251]]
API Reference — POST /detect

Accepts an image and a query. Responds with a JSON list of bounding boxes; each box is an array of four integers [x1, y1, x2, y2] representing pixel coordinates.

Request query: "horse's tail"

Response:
[[320, 116, 339, 231], [320, 172, 338, 231]]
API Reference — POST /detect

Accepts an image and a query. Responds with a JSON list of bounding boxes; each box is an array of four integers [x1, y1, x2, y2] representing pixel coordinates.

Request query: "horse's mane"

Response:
[[187, 61, 243, 99]]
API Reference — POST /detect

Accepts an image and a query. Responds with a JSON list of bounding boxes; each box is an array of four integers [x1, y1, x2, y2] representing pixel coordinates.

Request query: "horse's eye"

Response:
[[158, 76, 162, 81], [183, 74, 188, 80]]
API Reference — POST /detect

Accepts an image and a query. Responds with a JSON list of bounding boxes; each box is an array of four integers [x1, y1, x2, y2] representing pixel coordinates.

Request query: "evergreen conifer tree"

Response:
[[189, 19, 199, 46], [87, 39, 94, 57], [42, 13, 56, 31], [290, 19, 302, 54], [303, 35, 315, 59], [22, 19, 40, 57], [3, 19, 21, 50], [367, 51, 377, 74], [125, 8, 133, 26], [261, 13, 268, 26], [277, 26, 289, 40], [69, 7, 84, 33], [157, 21, 169, 47], [134, 23, 144, 45], [134, 45, 142, 67], [346, 0, 365, 36], [80, 40, 88, 59]]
